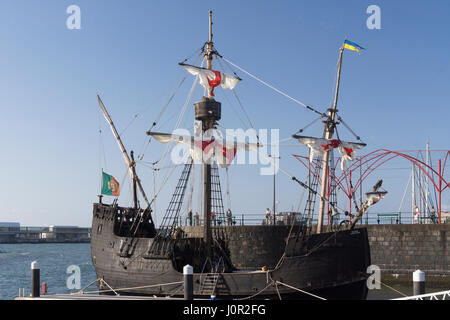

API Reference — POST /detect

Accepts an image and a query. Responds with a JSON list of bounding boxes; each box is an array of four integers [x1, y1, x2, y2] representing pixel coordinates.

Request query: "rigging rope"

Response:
[[222, 57, 326, 118], [225, 167, 231, 210], [258, 149, 347, 213], [138, 52, 204, 162], [151, 163, 184, 205], [296, 183, 307, 212], [185, 162, 195, 214], [337, 115, 363, 142], [138, 75, 188, 161], [98, 128, 108, 172], [216, 58, 258, 140], [294, 116, 323, 135], [428, 151, 439, 210], [398, 169, 412, 213], [215, 88, 249, 129], [152, 65, 201, 197]]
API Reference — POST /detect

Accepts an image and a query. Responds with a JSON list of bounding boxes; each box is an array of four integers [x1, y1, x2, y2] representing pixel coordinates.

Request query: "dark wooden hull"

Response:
[[91, 203, 371, 300]]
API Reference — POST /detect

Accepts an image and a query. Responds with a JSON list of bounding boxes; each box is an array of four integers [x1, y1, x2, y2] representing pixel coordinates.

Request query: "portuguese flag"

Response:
[[101, 171, 120, 196]]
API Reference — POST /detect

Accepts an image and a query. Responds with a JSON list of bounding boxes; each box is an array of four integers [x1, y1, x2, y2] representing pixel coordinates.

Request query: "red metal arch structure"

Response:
[[293, 149, 450, 224]]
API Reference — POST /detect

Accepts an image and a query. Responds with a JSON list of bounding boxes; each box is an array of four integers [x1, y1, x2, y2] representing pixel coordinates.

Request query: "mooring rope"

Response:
[[275, 280, 327, 300], [232, 281, 274, 301], [274, 281, 282, 300], [78, 280, 184, 296], [375, 279, 408, 297]]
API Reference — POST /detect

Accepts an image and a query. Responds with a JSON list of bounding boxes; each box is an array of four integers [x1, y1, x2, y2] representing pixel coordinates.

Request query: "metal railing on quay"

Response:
[[174, 211, 448, 228]]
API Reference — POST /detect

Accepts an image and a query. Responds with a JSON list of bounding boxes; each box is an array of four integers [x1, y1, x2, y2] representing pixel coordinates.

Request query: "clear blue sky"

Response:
[[0, 0, 448, 226]]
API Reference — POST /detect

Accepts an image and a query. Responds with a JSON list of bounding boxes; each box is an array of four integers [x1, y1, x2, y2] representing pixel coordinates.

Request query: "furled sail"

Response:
[[180, 63, 241, 97], [148, 127, 258, 168], [293, 135, 366, 170], [364, 191, 387, 207]]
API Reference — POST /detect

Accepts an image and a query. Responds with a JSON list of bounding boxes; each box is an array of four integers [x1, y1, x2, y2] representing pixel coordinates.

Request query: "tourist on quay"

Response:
[[413, 205, 420, 224], [226, 208, 233, 225], [194, 211, 200, 226], [430, 206, 437, 224], [211, 211, 216, 226], [265, 208, 271, 225], [187, 210, 193, 226]]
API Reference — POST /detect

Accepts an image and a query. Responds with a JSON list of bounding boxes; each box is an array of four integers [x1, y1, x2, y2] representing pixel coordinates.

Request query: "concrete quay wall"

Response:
[[362, 224, 449, 281], [183, 224, 449, 280]]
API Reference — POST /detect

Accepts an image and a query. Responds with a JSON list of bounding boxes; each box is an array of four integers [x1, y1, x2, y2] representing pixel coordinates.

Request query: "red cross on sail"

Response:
[[361, 191, 387, 213], [320, 139, 341, 151], [214, 143, 238, 168], [191, 137, 216, 164], [180, 63, 240, 97], [294, 135, 366, 170], [147, 128, 258, 168]]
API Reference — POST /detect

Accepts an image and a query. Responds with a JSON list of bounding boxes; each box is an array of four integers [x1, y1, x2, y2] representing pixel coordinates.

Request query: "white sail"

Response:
[[148, 128, 258, 168], [181, 63, 240, 96], [294, 135, 366, 170], [337, 141, 366, 170], [365, 191, 387, 206]]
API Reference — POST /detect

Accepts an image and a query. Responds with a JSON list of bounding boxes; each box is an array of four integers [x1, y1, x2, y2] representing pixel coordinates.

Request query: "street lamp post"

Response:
[[269, 155, 280, 225]]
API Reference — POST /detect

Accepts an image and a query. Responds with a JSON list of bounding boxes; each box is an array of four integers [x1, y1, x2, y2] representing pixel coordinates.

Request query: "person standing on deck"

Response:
[[414, 205, 420, 224]]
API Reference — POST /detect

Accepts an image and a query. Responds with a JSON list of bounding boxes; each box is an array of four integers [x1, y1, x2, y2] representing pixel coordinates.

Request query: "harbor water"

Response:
[[0, 243, 445, 300], [0, 243, 96, 300]]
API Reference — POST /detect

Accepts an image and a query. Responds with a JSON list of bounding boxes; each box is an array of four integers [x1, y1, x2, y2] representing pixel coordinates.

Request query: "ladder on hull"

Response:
[[200, 273, 220, 296], [199, 257, 224, 296]]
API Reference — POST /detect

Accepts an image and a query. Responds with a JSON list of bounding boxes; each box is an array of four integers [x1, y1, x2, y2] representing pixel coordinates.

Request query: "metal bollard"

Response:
[[31, 261, 40, 297], [183, 264, 193, 300], [413, 269, 425, 296]]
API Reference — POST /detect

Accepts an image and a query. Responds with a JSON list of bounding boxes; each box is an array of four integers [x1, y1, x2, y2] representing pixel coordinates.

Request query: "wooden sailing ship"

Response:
[[90, 11, 380, 299]]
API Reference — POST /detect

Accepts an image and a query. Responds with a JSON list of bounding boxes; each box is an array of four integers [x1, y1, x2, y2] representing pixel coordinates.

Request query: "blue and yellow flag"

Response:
[[343, 40, 365, 53]]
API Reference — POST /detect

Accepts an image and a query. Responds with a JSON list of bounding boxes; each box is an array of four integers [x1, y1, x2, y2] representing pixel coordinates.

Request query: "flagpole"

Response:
[[317, 42, 345, 234], [98, 169, 104, 204]]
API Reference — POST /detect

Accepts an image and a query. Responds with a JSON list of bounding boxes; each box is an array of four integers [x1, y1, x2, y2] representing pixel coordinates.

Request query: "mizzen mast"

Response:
[[97, 95, 151, 209], [317, 44, 344, 234]]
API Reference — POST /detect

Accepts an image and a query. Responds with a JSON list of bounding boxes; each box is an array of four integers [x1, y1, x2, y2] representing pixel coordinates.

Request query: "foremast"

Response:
[[317, 44, 344, 234]]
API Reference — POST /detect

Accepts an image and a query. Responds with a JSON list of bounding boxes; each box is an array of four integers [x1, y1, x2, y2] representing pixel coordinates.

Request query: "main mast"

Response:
[[317, 44, 344, 234], [196, 10, 220, 253]]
